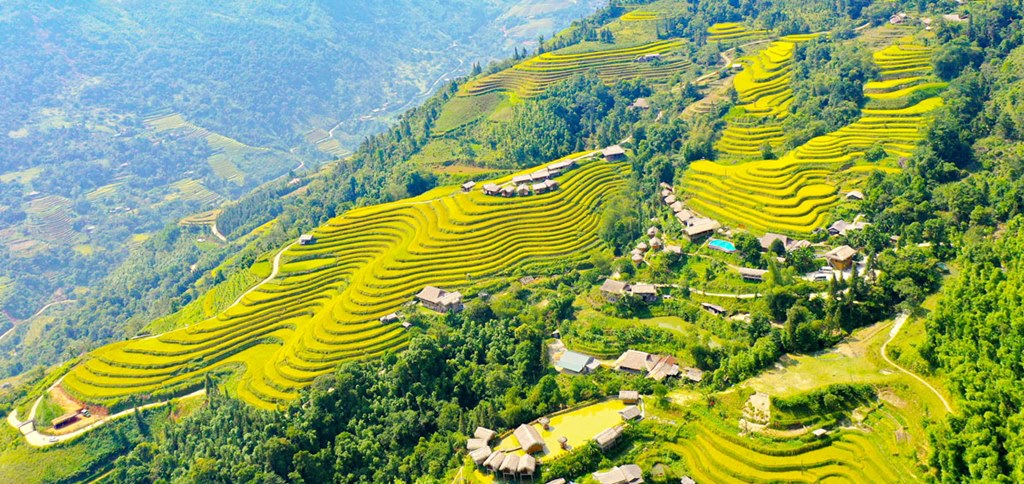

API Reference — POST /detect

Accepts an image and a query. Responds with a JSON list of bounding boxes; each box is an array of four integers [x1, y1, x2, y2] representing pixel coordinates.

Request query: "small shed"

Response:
[[629, 283, 658, 302], [738, 267, 768, 282], [484, 451, 506, 472], [462, 180, 477, 192], [630, 98, 651, 110], [518, 454, 537, 479], [619, 406, 642, 421], [379, 312, 400, 324], [845, 190, 864, 200], [512, 174, 532, 185], [557, 350, 596, 374], [701, 303, 727, 316], [516, 184, 531, 196], [500, 185, 516, 197], [647, 226, 660, 237], [619, 390, 640, 403], [467, 438, 487, 451], [299, 234, 316, 245], [649, 237, 663, 250]]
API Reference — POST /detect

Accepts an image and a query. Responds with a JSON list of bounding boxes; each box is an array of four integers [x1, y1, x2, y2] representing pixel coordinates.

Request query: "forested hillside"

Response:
[[0, 0, 601, 376], [3, 0, 1024, 482]]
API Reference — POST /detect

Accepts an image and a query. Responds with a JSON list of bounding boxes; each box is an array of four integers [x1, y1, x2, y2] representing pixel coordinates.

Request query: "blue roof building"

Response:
[[556, 351, 596, 374]]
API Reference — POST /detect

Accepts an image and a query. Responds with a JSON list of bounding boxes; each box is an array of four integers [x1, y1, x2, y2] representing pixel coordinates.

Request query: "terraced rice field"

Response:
[[60, 156, 630, 409], [25, 196, 76, 245], [707, 23, 770, 44], [621, 10, 661, 21], [866, 44, 947, 108], [165, 179, 227, 208], [686, 41, 943, 234], [716, 36, 819, 157], [461, 40, 691, 98], [670, 419, 905, 483], [145, 113, 290, 186]]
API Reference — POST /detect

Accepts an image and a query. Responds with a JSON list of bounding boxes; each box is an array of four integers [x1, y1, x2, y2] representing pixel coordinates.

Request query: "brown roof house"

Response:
[[594, 425, 625, 450], [514, 424, 545, 454], [630, 98, 651, 110], [825, 245, 858, 270], [628, 283, 658, 302], [683, 219, 720, 241], [593, 464, 644, 484], [416, 286, 463, 313], [600, 279, 630, 302], [602, 145, 626, 161]]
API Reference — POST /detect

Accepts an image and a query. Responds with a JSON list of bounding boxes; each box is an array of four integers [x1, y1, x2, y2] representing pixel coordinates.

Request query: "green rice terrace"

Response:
[[461, 39, 692, 98], [59, 155, 630, 409], [685, 39, 944, 234]]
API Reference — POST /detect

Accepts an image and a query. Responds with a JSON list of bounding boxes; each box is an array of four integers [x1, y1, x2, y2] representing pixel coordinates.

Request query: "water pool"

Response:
[[708, 238, 736, 253]]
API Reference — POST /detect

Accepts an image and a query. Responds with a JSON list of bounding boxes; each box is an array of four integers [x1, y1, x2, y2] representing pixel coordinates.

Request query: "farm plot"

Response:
[[686, 41, 944, 235], [865, 44, 946, 108], [25, 195, 77, 245], [715, 36, 819, 157], [60, 156, 630, 410], [665, 418, 906, 483], [707, 23, 770, 44], [621, 10, 661, 21], [461, 40, 691, 98], [145, 113, 293, 186]]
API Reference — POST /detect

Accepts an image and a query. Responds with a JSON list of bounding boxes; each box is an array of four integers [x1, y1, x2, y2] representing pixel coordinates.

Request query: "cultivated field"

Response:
[[60, 155, 630, 409], [461, 40, 691, 98], [715, 35, 820, 157], [685, 40, 942, 234], [707, 23, 770, 44]]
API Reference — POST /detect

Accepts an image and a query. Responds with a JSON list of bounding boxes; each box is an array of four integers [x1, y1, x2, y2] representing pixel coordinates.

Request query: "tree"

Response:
[[734, 233, 764, 268]]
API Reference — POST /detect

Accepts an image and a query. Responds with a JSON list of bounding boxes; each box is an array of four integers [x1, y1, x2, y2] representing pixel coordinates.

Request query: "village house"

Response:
[[670, 200, 685, 212], [828, 219, 867, 236], [631, 252, 645, 264], [647, 226, 660, 237], [500, 185, 516, 197], [845, 190, 864, 201], [475, 426, 497, 442], [738, 267, 768, 282], [556, 350, 599, 374], [470, 446, 492, 465], [516, 184, 531, 196], [512, 174, 532, 185], [619, 390, 640, 403], [484, 451, 506, 473], [664, 244, 683, 255], [530, 169, 550, 181], [635, 52, 662, 62], [461, 180, 476, 192], [482, 183, 501, 196], [51, 412, 80, 430], [647, 355, 679, 381], [593, 464, 645, 484], [379, 312, 400, 324], [517, 454, 537, 480], [548, 158, 576, 173], [602, 145, 626, 161], [499, 453, 520, 479], [683, 367, 704, 383], [594, 425, 625, 451], [514, 424, 545, 454], [299, 234, 316, 245], [825, 245, 858, 270], [533, 179, 558, 194], [600, 279, 630, 302], [630, 98, 651, 110], [664, 194, 677, 205], [415, 286, 463, 313], [629, 283, 658, 302], [701, 302, 727, 316], [683, 219, 720, 241], [675, 209, 695, 225]]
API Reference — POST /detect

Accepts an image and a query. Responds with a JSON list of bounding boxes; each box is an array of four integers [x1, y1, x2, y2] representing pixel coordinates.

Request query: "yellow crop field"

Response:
[[59, 155, 630, 409], [621, 10, 661, 21], [707, 23, 770, 43], [716, 36, 819, 157], [688, 41, 944, 234], [461, 40, 691, 98], [663, 418, 905, 483]]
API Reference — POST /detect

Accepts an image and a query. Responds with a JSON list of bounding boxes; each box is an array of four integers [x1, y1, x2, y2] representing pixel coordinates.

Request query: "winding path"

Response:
[[880, 313, 954, 414], [231, 241, 297, 307], [0, 299, 78, 344]]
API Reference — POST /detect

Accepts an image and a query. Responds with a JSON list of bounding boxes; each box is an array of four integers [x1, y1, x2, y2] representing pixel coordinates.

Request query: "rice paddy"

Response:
[[715, 36, 820, 157], [621, 10, 662, 22], [663, 418, 907, 483], [686, 40, 943, 234], [60, 155, 630, 409], [461, 40, 691, 98], [494, 399, 628, 460], [707, 23, 770, 44]]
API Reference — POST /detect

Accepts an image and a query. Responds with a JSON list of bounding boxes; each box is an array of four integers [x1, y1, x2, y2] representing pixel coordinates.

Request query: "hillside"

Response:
[[3, 0, 1024, 482], [0, 0, 601, 377]]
